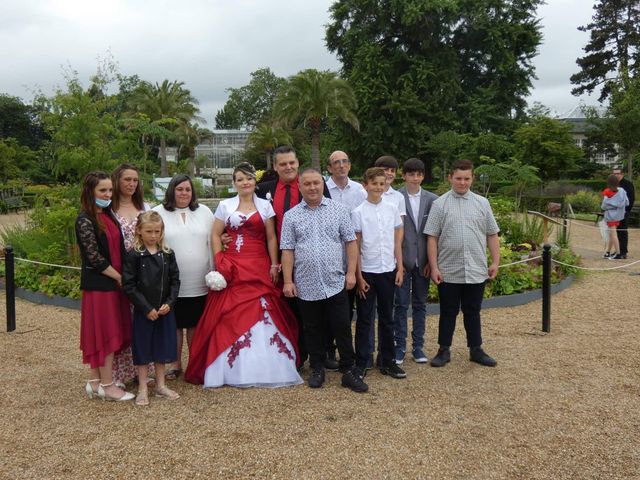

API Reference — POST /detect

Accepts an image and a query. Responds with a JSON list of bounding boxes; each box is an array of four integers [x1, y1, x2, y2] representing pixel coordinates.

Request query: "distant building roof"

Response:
[[558, 105, 607, 120]]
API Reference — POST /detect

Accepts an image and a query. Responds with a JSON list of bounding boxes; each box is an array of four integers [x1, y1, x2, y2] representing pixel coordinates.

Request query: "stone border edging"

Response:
[[2, 275, 575, 314], [426, 275, 575, 314]]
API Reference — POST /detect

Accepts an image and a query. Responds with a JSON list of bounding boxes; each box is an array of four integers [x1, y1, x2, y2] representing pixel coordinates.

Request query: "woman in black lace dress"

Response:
[[76, 171, 134, 402]]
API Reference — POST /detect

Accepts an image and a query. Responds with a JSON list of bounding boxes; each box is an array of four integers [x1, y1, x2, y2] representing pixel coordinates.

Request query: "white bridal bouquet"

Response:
[[205, 271, 227, 291]]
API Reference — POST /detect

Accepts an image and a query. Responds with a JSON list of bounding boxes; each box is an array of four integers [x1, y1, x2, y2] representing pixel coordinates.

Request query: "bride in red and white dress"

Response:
[[185, 163, 302, 388]]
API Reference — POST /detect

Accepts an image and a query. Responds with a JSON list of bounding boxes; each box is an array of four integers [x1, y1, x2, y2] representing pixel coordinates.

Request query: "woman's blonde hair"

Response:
[[134, 211, 170, 253]]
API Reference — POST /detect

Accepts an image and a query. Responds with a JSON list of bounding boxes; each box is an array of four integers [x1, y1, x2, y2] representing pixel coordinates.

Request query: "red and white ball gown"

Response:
[[185, 207, 302, 388]]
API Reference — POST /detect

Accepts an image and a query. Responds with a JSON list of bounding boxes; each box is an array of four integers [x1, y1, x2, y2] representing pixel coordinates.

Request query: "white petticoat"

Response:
[[203, 299, 303, 388]]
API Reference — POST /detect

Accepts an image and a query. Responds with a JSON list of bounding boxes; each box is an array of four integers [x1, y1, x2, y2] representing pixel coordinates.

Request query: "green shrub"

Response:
[[1, 185, 81, 298], [565, 190, 601, 213]]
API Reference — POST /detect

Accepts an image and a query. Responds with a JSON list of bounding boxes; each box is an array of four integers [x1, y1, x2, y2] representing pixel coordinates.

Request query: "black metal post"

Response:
[[5, 245, 16, 332], [542, 244, 551, 333]]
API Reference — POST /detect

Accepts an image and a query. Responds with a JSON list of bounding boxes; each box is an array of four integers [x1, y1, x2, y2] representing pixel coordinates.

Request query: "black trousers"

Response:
[[326, 287, 356, 357], [286, 297, 307, 366], [297, 289, 355, 370], [617, 212, 630, 256], [354, 271, 396, 367], [437, 282, 485, 348]]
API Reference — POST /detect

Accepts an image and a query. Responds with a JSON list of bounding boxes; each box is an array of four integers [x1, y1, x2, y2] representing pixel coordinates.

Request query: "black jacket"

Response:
[[75, 209, 125, 291], [122, 248, 180, 315], [619, 177, 636, 212], [256, 178, 331, 203]]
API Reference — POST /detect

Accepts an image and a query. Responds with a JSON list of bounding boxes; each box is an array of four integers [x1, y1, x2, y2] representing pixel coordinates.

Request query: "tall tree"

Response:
[[129, 80, 201, 176], [274, 69, 359, 169], [0, 94, 46, 148], [513, 116, 584, 180], [245, 121, 293, 169], [606, 76, 640, 177], [215, 68, 286, 129], [570, 0, 640, 102], [39, 77, 141, 181], [326, 0, 542, 164]]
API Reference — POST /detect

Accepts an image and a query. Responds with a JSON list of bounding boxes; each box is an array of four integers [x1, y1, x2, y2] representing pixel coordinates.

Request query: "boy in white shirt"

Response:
[[352, 167, 406, 379], [374, 155, 407, 217], [367, 155, 405, 369]]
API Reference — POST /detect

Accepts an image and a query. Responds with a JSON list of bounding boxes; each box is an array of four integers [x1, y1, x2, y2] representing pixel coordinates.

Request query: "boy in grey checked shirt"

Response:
[[423, 159, 500, 367]]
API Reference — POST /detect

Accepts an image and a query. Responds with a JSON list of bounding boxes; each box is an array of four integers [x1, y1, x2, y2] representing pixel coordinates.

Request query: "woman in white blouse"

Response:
[[153, 174, 214, 379]]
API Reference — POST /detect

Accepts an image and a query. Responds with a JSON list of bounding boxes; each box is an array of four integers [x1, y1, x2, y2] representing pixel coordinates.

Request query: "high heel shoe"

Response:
[[85, 379, 100, 399], [98, 382, 135, 402]]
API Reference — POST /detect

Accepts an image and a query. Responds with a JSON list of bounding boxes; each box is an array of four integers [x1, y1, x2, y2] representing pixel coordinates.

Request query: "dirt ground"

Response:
[[0, 216, 638, 479]]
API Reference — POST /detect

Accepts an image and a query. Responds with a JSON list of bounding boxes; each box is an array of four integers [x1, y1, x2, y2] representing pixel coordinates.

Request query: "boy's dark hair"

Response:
[[374, 155, 398, 169], [450, 159, 473, 173], [363, 167, 387, 184], [402, 158, 425, 175]]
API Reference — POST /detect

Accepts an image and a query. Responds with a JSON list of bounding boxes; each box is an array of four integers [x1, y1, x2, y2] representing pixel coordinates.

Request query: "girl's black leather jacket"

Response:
[[122, 248, 180, 314]]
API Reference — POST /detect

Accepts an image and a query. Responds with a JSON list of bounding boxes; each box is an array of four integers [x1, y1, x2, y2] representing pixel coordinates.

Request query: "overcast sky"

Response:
[[0, 0, 597, 126]]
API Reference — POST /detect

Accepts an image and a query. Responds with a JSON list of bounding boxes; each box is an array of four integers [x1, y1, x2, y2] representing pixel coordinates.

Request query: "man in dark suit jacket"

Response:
[[392, 158, 438, 365], [613, 167, 635, 258]]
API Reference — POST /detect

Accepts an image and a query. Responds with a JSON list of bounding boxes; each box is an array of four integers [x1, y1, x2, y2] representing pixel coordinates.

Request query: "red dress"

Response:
[[80, 212, 132, 369], [185, 210, 300, 387]]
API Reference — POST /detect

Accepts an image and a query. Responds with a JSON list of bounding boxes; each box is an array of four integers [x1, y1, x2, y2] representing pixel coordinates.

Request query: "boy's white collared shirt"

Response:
[[351, 199, 402, 274], [382, 186, 406, 216]]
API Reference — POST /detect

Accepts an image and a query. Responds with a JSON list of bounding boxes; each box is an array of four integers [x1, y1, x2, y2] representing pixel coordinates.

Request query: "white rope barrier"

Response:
[[498, 255, 542, 268], [14, 257, 81, 271], [565, 218, 636, 232], [551, 258, 640, 271]]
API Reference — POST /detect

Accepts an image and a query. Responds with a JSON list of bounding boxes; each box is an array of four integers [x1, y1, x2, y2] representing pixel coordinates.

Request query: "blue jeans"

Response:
[[393, 265, 429, 352]]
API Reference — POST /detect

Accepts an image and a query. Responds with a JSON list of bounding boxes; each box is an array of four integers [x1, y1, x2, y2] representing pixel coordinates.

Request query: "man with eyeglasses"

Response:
[[326, 151, 367, 212], [612, 167, 635, 259], [324, 151, 367, 368]]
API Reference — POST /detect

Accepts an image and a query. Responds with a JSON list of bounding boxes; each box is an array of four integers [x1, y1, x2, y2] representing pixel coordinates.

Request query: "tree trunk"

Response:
[[266, 151, 272, 170], [160, 137, 168, 176], [311, 126, 320, 170]]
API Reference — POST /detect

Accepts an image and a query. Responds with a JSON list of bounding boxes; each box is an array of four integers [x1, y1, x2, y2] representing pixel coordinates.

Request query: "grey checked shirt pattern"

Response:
[[423, 189, 499, 284], [280, 197, 356, 301]]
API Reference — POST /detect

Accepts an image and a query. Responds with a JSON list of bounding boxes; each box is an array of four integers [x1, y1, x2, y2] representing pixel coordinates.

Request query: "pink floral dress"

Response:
[[111, 210, 155, 384]]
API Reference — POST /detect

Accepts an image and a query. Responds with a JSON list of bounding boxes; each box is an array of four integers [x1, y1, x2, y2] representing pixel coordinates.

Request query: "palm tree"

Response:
[[246, 121, 293, 169], [274, 69, 359, 169], [129, 80, 202, 176]]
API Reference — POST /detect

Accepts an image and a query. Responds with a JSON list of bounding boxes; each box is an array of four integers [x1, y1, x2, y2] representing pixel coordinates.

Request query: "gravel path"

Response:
[[1, 217, 639, 479]]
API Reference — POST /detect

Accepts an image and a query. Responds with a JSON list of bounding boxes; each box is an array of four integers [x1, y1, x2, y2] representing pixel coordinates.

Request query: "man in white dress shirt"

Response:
[[324, 150, 367, 364], [326, 150, 367, 212]]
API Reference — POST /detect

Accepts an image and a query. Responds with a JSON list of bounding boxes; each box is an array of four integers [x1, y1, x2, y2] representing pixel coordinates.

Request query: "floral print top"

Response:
[[114, 210, 142, 252]]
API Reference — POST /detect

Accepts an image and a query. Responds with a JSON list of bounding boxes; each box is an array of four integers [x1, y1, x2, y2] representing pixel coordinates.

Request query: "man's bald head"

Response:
[[327, 150, 352, 182]]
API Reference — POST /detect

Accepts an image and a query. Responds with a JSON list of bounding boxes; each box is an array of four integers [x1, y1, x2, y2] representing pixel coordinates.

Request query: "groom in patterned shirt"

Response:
[[280, 168, 368, 393]]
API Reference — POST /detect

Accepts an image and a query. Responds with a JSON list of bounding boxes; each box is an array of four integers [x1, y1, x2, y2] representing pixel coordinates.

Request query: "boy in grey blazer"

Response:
[[393, 158, 438, 364]]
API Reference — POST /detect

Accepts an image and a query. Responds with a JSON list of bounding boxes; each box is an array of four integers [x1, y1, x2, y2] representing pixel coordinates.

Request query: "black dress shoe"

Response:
[[379, 363, 407, 379], [341, 368, 368, 393], [430, 347, 451, 367], [469, 347, 497, 367], [308, 368, 325, 388]]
